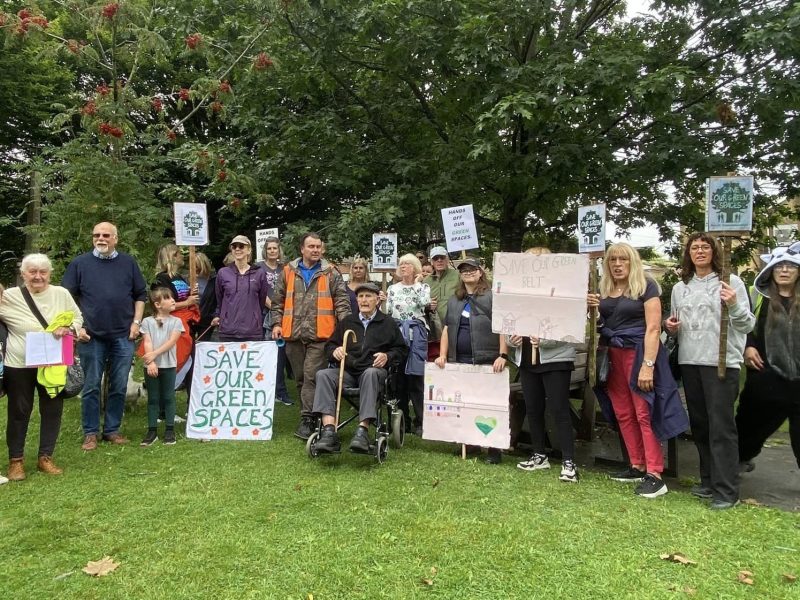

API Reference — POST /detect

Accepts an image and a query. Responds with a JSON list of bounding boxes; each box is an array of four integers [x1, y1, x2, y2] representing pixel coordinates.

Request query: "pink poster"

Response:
[[422, 362, 510, 449]]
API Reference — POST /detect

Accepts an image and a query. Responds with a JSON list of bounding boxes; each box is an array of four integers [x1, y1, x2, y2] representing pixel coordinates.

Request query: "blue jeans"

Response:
[[79, 336, 135, 436]]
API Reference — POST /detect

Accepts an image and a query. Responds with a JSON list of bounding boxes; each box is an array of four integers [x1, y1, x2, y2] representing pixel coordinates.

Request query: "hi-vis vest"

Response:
[[281, 264, 336, 339]]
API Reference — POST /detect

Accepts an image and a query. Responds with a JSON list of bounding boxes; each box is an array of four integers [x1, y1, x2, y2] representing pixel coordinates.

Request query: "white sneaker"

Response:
[[517, 453, 550, 471], [559, 460, 579, 483], [174, 415, 186, 424], [0, 473, 9, 485]]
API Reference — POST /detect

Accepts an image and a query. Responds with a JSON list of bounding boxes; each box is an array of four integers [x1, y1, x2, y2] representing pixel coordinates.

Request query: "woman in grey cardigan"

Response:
[[435, 258, 508, 463]]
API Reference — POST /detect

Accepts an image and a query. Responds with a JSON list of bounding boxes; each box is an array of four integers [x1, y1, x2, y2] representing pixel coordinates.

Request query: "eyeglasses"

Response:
[[431, 256, 447, 261], [689, 244, 712, 252], [231, 243, 247, 250], [459, 268, 479, 275], [775, 262, 799, 272], [92, 233, 113, 239]]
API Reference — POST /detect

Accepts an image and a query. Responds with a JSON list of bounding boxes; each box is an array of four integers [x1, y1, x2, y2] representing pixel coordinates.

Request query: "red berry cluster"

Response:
[[179, 88, 190, 101], [151, 97, 163, 112], [210, 101, 223, 114], [253, 52, 274, 71], [99, 123, 124, 138], [185, 33, 203, 50], [101, 3, 120, 20], [96, 84, 111, 97], [166, 130, 177, 141], [14, 8, 49, 34], [217, 171, 227, 182], [81, 101, 97, 116], [218, 80, 232, 94]]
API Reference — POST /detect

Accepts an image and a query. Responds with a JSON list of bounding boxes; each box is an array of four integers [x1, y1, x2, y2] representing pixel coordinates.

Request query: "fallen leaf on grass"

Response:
[[660, 553, 697, 566], [294, 483, 303, 492], [420, 566, 438, 586], [741, 498, 763, 506], [82, 556, 120, 577], [737, 570, 754, 585], [307, 594, 314, 600], [667, 584, 697, 595], [432, 478, 440, 488], [782, 573, 797, 583]]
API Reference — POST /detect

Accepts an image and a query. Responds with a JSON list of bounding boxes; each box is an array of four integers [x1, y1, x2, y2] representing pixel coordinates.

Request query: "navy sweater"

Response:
[[62, 252, 148, 338]]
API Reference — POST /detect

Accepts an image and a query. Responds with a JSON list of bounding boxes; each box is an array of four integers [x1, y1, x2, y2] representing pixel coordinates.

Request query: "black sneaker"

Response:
[[610, 466, 646, 482], [163, 430, 176, 445], [277, 396, 294, 406], [315, 426, 341, 454], [710, 499, 739, 510], [349, 426, 371, 454], [690, 485, 713, 499], [140, 430, 158, 447], [294, 417, 315, 440], [634, 474, 668, 498]]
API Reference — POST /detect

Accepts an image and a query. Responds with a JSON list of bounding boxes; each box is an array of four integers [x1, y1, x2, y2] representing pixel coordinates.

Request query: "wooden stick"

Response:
[[334, 329, 357, 427], [188, 246, 197, 293], [717, 236, 732, 379], [381, 272, 387, 313], [588, 257, 599, 387]]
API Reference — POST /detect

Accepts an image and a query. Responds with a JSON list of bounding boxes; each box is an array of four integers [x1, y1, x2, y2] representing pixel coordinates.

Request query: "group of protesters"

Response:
[[0, 224, 797, 512]]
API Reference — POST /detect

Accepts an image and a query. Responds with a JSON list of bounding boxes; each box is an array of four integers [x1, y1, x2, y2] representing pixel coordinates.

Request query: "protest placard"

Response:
[[422, 363, 510, 449], [255, 228, 279, 250], [441, 204, 479, 252], [577, 204, 606, 253], [187, 341, 277, 440], [705, 176, 754, 232], [371, 233, 398, 270], [173, 203, 209, 246], [491, 252, 589, 342]]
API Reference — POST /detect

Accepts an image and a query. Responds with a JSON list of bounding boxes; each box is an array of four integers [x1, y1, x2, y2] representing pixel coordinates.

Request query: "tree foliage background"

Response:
[[1, 0, 799, 283]]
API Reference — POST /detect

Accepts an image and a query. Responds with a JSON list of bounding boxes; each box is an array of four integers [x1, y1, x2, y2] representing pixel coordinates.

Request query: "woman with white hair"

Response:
[[736, 241, 800, 472], [387, 253, 431, 434], [0, 254, 83, 481]]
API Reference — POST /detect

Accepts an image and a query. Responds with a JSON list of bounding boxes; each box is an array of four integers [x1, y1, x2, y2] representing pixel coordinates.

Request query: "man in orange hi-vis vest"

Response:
[[271, 232, 351, 439]]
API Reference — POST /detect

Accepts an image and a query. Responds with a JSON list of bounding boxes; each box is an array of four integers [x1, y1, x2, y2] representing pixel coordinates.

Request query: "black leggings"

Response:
[[520, 368, 575, 460], [5, 366, 64, 459]]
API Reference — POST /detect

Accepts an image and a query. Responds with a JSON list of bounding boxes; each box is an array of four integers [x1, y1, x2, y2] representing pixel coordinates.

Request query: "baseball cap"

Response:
[[230, 235, 251, 247], [429, 246, 448, 259], [458, 258, 481, 271]]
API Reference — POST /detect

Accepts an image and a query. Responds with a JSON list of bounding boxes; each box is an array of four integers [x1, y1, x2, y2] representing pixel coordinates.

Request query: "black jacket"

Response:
[[325, 311, 408, 375]]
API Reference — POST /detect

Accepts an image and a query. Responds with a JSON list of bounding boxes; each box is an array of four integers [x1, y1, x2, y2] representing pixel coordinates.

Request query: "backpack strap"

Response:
[[20, 287, 49, 329]]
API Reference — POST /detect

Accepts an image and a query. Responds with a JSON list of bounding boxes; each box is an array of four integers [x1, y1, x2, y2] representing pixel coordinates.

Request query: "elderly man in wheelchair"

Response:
[[311, 282, 408, 454]]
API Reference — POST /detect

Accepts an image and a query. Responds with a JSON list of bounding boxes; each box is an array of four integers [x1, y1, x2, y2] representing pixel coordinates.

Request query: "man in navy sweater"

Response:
[[62, 222, 148, 450]]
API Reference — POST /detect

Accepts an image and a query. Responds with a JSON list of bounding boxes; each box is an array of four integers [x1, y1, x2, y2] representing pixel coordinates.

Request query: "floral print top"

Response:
[[386, 282, 431, 321]]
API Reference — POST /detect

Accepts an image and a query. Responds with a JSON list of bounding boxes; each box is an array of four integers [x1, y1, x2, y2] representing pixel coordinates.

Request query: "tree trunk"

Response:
[[500, 196, 524, 251]]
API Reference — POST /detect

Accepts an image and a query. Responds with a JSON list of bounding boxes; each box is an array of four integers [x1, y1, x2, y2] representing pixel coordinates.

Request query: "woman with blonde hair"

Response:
[[346, 257, 371, 315], [387, 253, 431, 434], [588, 242, 688, 498]]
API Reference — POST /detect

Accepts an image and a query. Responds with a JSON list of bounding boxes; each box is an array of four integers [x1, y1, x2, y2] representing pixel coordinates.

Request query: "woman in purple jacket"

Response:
[[211, 235, 269, 342]]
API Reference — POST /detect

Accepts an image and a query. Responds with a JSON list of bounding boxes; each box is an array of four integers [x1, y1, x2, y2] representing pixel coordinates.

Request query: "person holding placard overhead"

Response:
[[434, 258, 509, 463], [0, 254, 83, 480], [664, 232, 755, 509], [588, 242, 688, 499]]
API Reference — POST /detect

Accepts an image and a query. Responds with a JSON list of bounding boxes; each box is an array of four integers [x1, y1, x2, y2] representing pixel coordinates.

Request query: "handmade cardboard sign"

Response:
[[187, 341, 277, 440], [578, 204, 606, 253], [173, 202, 209, 246], [372, 232, 398, 270], [441, 204, 479, 252], [705, 176, 754, 232], [255, 228, 279, 250], [491, 252, 589, 342], [422, 363, 510, 449]]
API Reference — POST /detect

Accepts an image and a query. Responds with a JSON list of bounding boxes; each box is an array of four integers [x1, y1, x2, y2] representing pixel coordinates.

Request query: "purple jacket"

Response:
[[215, 264, 269, 340]]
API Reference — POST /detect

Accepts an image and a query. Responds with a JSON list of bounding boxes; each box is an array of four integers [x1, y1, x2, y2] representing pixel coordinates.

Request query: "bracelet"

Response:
[[499, 352, 510, 361]]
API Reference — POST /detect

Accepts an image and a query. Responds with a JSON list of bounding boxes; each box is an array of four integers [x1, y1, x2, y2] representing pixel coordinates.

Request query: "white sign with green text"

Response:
[[187, 341, 277, 440]]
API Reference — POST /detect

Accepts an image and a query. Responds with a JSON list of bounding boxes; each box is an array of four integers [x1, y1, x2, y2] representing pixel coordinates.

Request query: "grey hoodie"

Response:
[[670, 273, 755, 368]]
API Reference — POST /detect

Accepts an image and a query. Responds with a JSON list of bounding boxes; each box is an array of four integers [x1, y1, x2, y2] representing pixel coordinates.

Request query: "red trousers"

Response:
[[607, 347, 664, 474]]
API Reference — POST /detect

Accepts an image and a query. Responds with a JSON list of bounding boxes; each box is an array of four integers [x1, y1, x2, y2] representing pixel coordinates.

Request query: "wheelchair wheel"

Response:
[[306, 431, 320, 458], [375, 435, 388, 464], [391, 410, 405, 448]]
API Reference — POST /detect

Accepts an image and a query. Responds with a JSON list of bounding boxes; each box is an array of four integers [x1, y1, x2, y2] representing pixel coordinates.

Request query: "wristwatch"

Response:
[[499, 352, 510, 361], [643, 359, 655, 367], [133, 319, 141, 326]]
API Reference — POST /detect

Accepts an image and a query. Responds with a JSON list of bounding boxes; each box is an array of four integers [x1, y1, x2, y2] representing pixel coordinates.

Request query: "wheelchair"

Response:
[[306, 366, 404, 463]]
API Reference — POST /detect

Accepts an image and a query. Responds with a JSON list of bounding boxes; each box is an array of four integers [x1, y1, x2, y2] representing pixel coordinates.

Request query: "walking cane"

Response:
[[334, 329, 357, 428]]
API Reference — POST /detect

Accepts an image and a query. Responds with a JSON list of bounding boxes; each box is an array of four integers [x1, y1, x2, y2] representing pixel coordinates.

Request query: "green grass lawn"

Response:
[[2, 391, 799, 599]]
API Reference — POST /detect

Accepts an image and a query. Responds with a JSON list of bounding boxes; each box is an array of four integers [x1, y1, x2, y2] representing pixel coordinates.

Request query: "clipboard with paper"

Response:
[[24, 332, 75, 367]]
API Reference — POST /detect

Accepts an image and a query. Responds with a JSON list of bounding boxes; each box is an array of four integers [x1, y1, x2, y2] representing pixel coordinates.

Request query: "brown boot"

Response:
[[7, 458, 25, 481], [37, 456, 63, 475], [81, 434, 98, 451]]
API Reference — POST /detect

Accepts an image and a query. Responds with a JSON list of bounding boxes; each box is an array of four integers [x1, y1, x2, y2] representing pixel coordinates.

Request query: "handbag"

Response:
[[20, 287, 84, 398], [666, 335, 681, 381], [425, 308, 443, 342]]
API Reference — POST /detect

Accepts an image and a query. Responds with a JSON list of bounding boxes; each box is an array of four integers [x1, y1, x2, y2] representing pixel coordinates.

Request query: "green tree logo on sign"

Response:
[[711, 182, 750, 224], [579, 210, 603, 245], [183, 210, 204, 237]]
